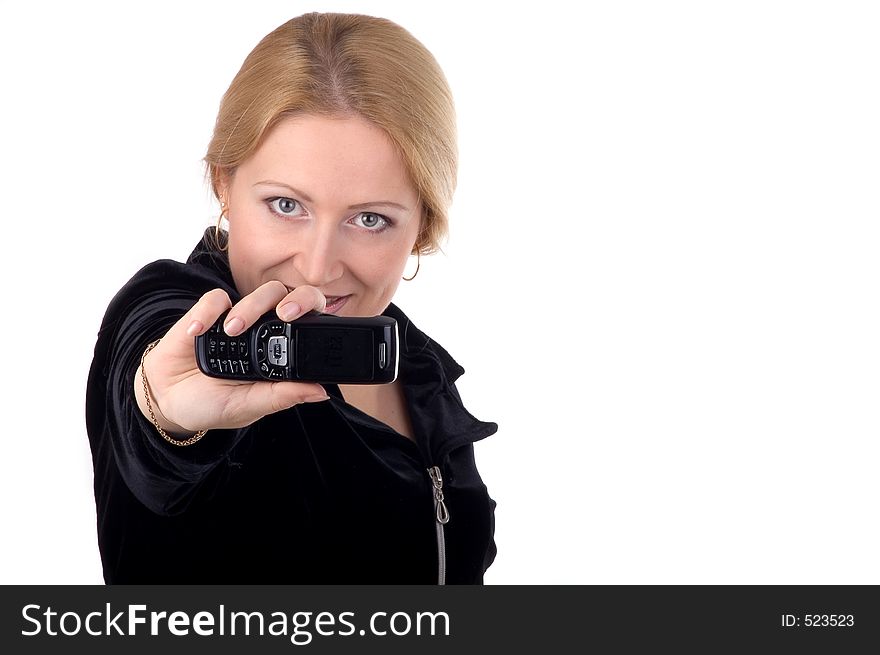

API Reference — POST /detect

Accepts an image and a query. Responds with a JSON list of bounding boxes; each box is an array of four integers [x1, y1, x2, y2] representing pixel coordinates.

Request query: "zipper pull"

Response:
[[428, 466, 450, 524]]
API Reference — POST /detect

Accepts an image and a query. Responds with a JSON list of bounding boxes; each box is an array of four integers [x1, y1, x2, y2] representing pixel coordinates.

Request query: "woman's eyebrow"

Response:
[[253, 179, 410, 211]]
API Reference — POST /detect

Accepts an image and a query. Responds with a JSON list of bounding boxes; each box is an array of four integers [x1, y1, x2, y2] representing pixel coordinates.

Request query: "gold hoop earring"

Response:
[[402, 249, 421, 281]]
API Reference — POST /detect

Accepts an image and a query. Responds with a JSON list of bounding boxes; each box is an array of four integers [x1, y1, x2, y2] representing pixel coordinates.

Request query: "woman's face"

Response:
[[220, 113, 421, 316]]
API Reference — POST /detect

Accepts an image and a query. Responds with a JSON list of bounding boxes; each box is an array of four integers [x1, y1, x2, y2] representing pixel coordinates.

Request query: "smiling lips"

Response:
[[323, 295, 350, 314]]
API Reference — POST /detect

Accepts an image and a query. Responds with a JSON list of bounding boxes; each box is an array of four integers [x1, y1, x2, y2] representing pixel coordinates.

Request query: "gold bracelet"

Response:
[[140, 339, 207, 447]]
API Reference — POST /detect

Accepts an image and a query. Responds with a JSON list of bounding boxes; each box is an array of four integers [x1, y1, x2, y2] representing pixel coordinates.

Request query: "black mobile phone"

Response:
[[195, 310, 398, 384]]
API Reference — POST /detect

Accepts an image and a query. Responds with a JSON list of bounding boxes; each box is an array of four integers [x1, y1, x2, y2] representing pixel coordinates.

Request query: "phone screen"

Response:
[[295, 327, 374, 380]]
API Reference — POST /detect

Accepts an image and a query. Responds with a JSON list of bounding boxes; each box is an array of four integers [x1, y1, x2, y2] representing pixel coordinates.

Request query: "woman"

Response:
[[85, 12, 498, 584]]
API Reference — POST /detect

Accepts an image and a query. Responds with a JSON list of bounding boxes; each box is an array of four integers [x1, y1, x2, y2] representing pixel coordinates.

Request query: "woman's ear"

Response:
[[214, 169, 232, 205], [211, 170, 229, 204]]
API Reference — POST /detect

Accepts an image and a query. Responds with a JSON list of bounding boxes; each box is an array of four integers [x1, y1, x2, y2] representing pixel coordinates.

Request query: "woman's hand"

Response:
[[134, 281, 330, 436]]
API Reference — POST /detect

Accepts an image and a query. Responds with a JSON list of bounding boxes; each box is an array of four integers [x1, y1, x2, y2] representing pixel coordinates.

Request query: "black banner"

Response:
[[1, 585, 877, 653]]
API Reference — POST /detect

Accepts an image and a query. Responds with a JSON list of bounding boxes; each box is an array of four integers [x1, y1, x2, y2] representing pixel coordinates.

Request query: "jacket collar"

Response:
[[381, 302, 466, 386]]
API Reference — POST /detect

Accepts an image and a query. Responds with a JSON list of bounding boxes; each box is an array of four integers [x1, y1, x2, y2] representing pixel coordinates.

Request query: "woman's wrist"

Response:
[[133, 363, 191, 437], [135, 340, 208, 446]]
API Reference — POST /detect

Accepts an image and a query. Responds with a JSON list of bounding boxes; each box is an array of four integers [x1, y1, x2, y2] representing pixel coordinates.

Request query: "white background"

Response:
[[1, 0, 878, 584]]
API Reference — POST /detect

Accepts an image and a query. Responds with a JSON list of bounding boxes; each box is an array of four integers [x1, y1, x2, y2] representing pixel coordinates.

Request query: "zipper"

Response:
[[428, 465, 450, 585]]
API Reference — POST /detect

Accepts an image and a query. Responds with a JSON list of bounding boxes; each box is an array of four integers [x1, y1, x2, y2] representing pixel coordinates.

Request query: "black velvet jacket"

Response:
[[85, 231, 498, 584]]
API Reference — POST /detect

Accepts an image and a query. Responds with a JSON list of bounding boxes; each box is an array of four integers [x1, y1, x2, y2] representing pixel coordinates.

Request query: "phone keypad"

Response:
[[201, 317, 289, 380], [205, 322, 254, 379]]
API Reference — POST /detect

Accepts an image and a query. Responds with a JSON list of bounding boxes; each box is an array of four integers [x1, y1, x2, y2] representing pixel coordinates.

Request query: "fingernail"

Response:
[[305, 393, 330, 403], [224, 317, 244, 336], [278, 302, 301, 321], [186, 320, 204, 337]]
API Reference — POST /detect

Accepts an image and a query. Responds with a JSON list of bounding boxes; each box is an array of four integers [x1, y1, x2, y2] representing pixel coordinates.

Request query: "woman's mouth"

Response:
[[323, 295, 351, 314]]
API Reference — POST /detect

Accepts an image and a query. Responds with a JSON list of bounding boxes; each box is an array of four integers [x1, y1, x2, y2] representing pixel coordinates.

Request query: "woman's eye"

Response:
[[355, 212, 388, 231], [268, 197, 301, 216]]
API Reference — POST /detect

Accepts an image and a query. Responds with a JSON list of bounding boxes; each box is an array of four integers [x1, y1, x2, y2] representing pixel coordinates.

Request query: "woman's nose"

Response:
[[292, 222, 344, 287]]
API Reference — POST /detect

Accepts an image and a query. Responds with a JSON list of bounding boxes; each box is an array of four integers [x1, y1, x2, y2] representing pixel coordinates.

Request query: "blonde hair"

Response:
[[203, 12, 457, 255]]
